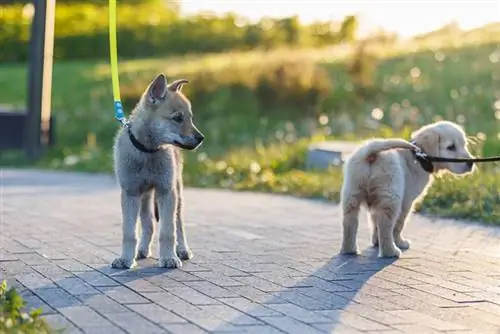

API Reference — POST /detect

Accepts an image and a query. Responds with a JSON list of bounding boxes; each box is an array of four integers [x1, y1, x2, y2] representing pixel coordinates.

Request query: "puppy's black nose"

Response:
[[195, 132, 205, 142]]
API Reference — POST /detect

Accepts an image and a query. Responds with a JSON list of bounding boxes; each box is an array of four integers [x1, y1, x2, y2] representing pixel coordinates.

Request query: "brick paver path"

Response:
[[1, 169, 500, 334]]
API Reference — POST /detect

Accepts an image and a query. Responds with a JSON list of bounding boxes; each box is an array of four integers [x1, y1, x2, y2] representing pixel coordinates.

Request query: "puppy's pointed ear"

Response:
[[168, 79, 189, 92], [146, 73, 168, 104]]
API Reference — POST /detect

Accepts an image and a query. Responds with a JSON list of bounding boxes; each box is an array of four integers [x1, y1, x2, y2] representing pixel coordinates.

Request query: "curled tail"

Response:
[[154, 201, 159, 222], [357, 139, 417, 160], [153, 190, 159, 222]]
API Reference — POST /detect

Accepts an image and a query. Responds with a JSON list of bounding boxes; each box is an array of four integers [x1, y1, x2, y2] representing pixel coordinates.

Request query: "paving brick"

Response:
[[387, 285, 463, 308], [54, 259, 93, 272], [217, 297, 284, 317], [160, 323, 208, 334], [57, 277, 101, 296], [59, 306, 117, 330], [198, 304, 262, 325], [83, 294, 130, 313], [16, 252, 51, 265], [32, 264, 74, 281], [104, 311, 166, 334], [170, 309, 228, 331], [211, 324, 285, 334], [260, 316, 326, 334], [23, 292, 56, 314], [17, 271, 56, 289], [43, 314, 79, 332], [192, 271, 245, 287], [336, 311, 393, 331], [165, 270, 205, 282], [3, 170, 500, 334], [253, 271, 311, 288], [166, 285, 222, 305], [76, 270, 120, 287], [184, 281, 240, 298], [311, 323, 363, 333], [387, 310, 468, 331], [402, 283, 485, 303], [266, 303, 332, 323], [99, 286, 151, 304], [33, 287, 83, 309], [141, 291, 202, 314], [232, 275, 284, 292], [392, 324, 442, 333], [114, 278, 164, 293], [127, 303, 187, 324], [343, 304, 413, 325], [226, 286, 286, 304], [277, 289, 343, 310]]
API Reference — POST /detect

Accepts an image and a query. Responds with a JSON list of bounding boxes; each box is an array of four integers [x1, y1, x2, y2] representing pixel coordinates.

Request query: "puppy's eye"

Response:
[[447, 143, 456, 151], [172, 114, 183, 123]]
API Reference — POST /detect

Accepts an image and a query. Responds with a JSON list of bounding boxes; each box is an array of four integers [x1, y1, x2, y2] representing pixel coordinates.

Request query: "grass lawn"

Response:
[[0, 29, 499, 224]]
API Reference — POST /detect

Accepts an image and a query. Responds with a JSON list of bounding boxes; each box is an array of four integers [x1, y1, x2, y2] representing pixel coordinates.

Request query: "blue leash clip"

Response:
[[114, 101, 128, 127]]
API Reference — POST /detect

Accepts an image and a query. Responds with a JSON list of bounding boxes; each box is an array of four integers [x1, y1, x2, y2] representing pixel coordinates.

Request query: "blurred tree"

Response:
[[309, 21, 338, 46], [339, 15, 358, 42], [0, 0, 175, 5], [277, 16, 301, 46], [0, 1, 359, 61]]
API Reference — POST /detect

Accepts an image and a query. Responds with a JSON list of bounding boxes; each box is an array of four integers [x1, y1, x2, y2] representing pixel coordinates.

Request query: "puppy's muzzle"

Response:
[[174, 131, 204, 150]]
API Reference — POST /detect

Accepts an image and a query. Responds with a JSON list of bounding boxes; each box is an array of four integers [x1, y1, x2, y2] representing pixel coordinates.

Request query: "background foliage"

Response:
[[0, 2, 499, 224], [0, 1, 357, 62]]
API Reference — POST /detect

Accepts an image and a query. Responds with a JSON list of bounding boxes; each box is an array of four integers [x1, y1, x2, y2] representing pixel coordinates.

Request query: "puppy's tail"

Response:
[[153, 190, 159, 222], [154, 201, 159, 222], [358, 139, 417, 161]]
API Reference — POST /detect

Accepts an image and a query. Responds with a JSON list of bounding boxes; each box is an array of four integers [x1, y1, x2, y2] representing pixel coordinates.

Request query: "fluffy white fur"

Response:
[[339, 121, 475, 258]]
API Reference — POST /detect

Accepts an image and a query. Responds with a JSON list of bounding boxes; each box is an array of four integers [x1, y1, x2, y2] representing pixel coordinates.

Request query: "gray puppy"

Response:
[[112, 73, 204, 269]]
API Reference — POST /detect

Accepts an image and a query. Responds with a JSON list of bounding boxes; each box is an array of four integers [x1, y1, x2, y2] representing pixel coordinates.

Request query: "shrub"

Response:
[[347, 40, 379, 99], [255, 60, 332, 116], [0, 280, 55, 333], [120, 59, 335, 122]]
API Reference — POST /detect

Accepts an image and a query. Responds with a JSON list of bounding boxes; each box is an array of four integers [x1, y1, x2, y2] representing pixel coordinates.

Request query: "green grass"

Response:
[[1, 28, 499, 224]]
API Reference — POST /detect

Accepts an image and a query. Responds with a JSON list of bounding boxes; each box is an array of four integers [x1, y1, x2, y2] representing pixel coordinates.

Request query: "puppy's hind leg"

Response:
[[340, 188, 362, 255], [372, 201, 402, 258], [369, 213, 379, 247], [137, 190, 155, 259], [112, 191, 141, 269], [393, 205, 412, 250]]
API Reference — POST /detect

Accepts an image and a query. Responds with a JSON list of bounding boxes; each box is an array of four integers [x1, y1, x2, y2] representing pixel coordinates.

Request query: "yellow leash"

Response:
[[108, 0, 127, 126]]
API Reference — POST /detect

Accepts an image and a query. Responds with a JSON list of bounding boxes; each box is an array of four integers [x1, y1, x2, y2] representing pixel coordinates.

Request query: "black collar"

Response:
[[126, 125, 159, 154], [410, 140, 433, 173]]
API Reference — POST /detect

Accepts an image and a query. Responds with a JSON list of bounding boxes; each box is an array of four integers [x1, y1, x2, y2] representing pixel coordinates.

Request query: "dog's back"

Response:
[[343, 138, 413, 189]]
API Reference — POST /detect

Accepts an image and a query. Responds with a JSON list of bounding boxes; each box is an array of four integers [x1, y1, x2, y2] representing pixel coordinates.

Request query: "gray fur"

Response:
[[111, 73, 204, 269]]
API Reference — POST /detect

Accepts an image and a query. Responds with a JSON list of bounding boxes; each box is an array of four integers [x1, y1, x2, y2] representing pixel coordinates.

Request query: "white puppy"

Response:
[[340, 121, 475, 258]]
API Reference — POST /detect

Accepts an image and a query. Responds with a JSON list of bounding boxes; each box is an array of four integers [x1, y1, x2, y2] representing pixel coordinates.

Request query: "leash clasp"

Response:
[[114, 101, 129, 128]]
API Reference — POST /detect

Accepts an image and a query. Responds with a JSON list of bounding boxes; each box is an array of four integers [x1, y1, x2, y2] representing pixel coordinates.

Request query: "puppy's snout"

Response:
[[194, 131, 205, 143]]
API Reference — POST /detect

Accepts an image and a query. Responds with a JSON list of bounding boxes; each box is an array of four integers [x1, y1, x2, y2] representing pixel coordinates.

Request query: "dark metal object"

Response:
[[0, 0, 56, 159]]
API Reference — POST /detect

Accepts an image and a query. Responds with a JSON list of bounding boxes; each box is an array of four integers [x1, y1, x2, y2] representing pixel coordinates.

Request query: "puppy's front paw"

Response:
[[395, 238, 411, 250], [340, 244, 359, 255], [158, 256, 183, 269], [177, 247, 193, 261], [136, 249, 151, 260], [111, 257, 136, 269], [378, 246, 402, 258]]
